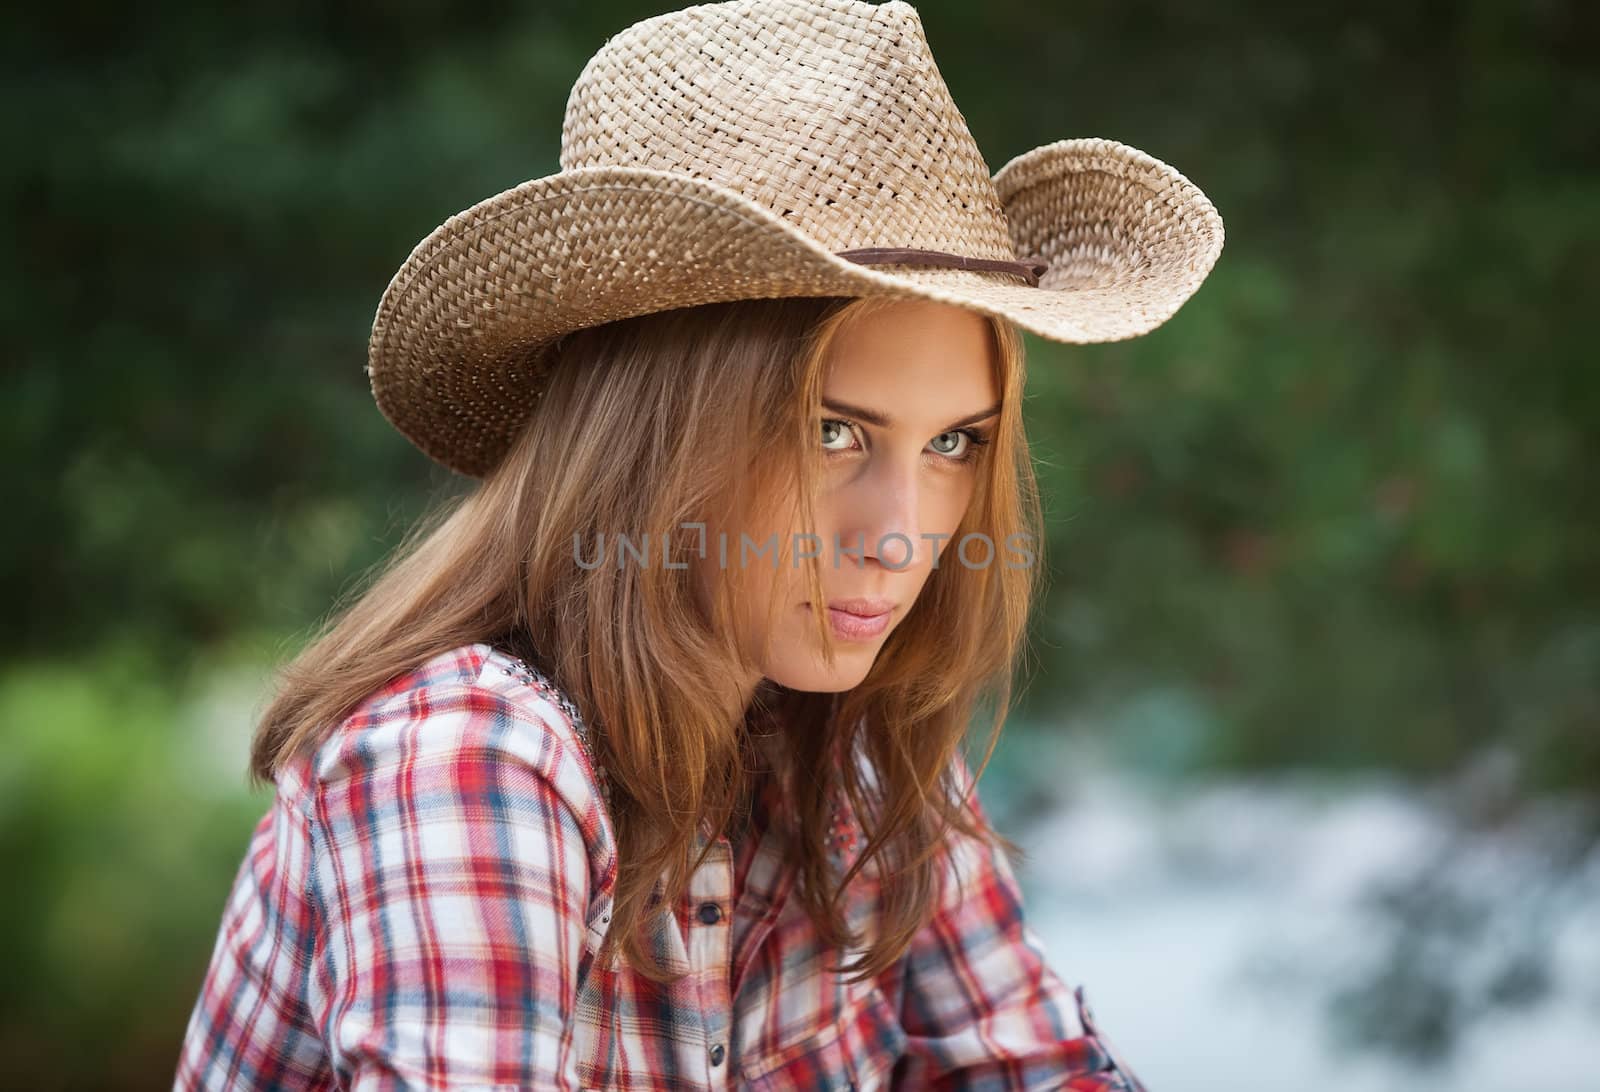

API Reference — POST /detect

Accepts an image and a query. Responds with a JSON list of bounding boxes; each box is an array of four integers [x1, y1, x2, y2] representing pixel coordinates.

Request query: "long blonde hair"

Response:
[[250, 293, 1044, 984]]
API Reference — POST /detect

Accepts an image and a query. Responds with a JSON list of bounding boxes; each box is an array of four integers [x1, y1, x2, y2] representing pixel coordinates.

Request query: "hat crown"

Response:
[[559, 0, 1016, 262]]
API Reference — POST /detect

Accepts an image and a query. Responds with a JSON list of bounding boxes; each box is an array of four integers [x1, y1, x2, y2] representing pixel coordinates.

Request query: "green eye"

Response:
[[932, 428, 991, 464], [820, 419, 857, 451]]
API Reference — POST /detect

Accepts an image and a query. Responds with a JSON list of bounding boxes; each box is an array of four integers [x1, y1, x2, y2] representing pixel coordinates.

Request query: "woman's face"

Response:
[[703, 298, 1001, 696]]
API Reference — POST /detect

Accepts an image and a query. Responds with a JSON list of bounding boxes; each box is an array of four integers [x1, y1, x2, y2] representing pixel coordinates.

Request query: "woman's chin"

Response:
[[763, 658, 874, 694]]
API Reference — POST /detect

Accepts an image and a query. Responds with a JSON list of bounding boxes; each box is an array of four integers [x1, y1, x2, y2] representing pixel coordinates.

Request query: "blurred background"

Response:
[[3, 1, 1596, 1088]]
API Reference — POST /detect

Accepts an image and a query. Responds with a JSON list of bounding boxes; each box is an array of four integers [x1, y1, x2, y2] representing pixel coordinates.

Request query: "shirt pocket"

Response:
[[740, 983, 906, 1092], [579, 895, 622, 974]]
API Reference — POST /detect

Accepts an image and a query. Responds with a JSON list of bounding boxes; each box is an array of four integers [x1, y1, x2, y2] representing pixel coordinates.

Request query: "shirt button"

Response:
[[696, 901, 723, 925], [708, 1042, 726, 1066]]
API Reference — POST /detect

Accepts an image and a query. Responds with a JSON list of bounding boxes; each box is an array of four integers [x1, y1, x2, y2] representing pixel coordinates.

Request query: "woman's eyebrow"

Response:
[[821, 397, 1001, 431]]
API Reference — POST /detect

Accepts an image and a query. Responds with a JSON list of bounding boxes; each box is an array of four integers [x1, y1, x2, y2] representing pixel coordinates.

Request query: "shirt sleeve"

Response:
[[895, 752, 1150, 1091], [306, 683, 596, 1091]]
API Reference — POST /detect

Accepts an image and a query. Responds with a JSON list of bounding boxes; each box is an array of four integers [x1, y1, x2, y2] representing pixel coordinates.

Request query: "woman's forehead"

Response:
[[822, 302, 1000, 423]]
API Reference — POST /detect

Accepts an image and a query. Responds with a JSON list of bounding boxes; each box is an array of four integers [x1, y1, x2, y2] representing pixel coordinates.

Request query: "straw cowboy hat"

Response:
[[367, 0, 1225, 478]]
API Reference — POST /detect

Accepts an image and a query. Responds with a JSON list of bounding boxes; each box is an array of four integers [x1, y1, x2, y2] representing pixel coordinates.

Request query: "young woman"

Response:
[[174, 1, 1221, 1088]]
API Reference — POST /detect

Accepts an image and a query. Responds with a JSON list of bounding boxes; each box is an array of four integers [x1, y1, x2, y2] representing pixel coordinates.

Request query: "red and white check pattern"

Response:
[[174, 642, 1150, 1090]]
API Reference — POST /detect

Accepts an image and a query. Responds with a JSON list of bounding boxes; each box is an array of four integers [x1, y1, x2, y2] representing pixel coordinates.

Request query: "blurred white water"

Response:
[[1004, 734, 1600, 1092]]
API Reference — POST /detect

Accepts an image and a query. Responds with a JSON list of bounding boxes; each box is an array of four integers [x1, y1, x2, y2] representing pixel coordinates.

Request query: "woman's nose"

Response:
[[841, 464, 923, 571]]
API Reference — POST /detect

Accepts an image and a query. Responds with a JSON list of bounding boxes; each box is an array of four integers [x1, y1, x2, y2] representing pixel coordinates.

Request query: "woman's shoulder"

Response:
[[279, 641, 612, 851]]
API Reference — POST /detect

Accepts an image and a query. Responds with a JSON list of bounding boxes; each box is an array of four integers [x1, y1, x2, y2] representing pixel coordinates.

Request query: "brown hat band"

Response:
[[834, 246, 1049, 288]]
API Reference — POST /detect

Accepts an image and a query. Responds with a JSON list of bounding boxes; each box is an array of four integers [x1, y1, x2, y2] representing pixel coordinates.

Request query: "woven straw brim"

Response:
[[368, 136, 1224, 477]]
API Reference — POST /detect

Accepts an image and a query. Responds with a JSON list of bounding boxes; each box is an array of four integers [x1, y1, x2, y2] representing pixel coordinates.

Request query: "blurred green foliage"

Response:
[[2, 1, 1596, 1087], [0, 638, 274, 1088]]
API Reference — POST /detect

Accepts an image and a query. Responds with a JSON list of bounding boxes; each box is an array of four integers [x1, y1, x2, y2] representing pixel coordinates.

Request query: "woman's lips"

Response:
[[828, 606, 890, 639], [800, 600, 894, 640]]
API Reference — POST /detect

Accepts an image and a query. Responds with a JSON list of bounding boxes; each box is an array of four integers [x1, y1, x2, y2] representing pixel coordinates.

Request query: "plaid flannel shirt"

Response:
[[174, 641, 1150, 1090]]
